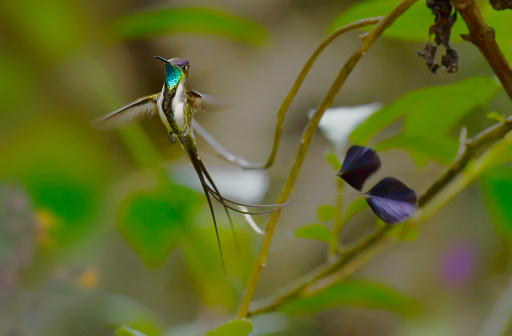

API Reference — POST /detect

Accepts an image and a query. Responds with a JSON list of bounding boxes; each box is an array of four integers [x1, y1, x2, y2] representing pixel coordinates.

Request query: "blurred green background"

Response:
[[1, 0, 512, 335]]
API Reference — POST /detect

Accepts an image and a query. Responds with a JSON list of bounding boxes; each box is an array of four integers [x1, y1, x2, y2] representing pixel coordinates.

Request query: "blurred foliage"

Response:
[[204, 319, 252, 336], [99, 295, 164, 336], [119, 185, 201, 267], [114, 326, 149, 336], [295, 224, 336, 245], [480, 165, 512, 242], [109, 7, 268, 46], [0, 118, 109, 248], [280, 280, 419, 317]]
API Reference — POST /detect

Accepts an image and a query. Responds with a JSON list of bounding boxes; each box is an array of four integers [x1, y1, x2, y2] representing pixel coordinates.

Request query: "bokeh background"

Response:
[[1, 0, 512, 335]]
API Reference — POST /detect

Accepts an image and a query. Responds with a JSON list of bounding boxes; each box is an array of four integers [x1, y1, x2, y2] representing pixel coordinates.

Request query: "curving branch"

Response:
[[261, 17, 382, 169], [237, 0, 420, 318], [452, 0, 512, 100]]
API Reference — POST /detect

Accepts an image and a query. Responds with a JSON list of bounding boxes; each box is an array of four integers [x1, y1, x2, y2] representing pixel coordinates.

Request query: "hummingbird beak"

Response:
[[154, 56, 170, 64]]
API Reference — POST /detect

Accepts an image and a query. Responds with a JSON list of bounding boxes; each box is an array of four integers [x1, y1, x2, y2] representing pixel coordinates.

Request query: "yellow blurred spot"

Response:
[[73, 267, 99, 290], [35, 209, 57, 248]]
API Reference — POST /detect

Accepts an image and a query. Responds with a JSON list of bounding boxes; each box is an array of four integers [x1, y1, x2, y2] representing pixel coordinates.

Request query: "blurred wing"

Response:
[[187, 90, 205, 116], [187, 90, 224, 116], [91, 93, 159, 130]]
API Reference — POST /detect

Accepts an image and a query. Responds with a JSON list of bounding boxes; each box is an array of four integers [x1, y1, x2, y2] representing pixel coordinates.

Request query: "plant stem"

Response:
[[237, 0, 419, 318], [420, 116, 512, 206], [329, 178, 344, 257]]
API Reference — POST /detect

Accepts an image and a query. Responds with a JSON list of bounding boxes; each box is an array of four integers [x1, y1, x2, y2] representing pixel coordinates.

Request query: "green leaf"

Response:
[[325, 150, 341, 171], [351, 77, 501, 164], [317, 204, 337, 222], [296, 224, 336, 245], [486, 111, 504, 122], [280, 280, 419, 317], [114, 326, 148, 336], [205, 319, 253, 336], [480, 165, 512, 242], [109, 7, 268, 45], [376, 134, 458, 165], [119, 185, 201, 267]]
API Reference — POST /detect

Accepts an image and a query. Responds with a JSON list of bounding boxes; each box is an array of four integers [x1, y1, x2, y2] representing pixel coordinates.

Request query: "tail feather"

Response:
[[195, 157, 240, 253], [183, 135, 239, 277]]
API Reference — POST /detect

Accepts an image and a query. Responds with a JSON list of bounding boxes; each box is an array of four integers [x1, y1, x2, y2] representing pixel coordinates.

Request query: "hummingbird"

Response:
[[92, 56, 287, 272]]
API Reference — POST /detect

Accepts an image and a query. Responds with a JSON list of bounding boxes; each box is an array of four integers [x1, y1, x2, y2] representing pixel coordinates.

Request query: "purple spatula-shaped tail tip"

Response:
[[364, 177, 417, 224], [337, 145, 381, 190]]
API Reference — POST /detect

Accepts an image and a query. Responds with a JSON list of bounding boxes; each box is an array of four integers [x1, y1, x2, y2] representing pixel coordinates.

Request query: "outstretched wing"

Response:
[[187, 90, 205, 116], [91, 93, 159, 130], [187, 90, 224, 116]]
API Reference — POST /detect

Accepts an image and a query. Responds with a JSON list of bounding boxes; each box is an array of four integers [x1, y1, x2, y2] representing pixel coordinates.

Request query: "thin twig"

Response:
[[237, 0, 419, 318], [250, 226, 393, 315], [329, 179, 345, 256], [420, 116, 512, 206]]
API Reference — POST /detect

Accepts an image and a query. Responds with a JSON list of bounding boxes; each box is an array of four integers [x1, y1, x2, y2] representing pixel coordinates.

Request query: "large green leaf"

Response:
[[119, 185, 201, 267], [205, 319, 252, 336], [109, 7, 268, 45], [296, 224, 336, 245], [350, 77, 501, 164], [280, 280, 419, 317], [480, 165, 512, 242], [376, 134, 458, 165]]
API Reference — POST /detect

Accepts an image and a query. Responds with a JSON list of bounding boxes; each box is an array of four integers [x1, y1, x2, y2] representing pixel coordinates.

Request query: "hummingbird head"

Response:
[[154, 56, 190, 90]]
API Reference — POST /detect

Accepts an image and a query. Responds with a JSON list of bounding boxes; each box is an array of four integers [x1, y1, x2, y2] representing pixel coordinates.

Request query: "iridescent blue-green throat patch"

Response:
[[165, 64, 182, 90]]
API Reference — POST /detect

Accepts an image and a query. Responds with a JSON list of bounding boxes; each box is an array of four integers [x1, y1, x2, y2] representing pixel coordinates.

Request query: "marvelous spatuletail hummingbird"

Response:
[[92, 56, 418, 273], [92, 56, 292, 273]]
